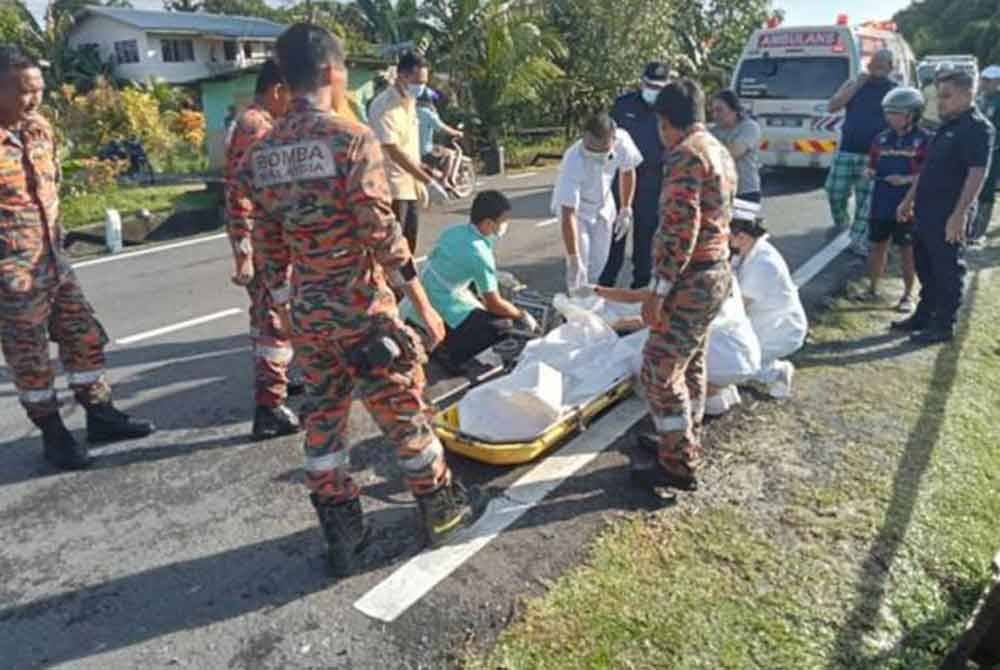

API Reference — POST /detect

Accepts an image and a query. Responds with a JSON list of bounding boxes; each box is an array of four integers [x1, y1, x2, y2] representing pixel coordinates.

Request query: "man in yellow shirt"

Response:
[[368, 52, 448, 254]]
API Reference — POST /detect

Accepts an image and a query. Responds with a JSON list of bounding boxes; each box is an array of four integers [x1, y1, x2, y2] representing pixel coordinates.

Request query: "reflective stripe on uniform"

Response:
[[397, 437, 444, 473], [653, 413, 691, 433], [67, 369, 105, 386], [255, 344, 293, 363], [304, 450, 350, 472], [20, 388, 56, 404]]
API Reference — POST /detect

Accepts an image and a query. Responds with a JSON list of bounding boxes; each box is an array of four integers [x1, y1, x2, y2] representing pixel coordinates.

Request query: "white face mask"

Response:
[[641, 87, 660, 105], [407, 83, 426, 99], [496, 221, 509, 238], [582, 147, 611, 164]]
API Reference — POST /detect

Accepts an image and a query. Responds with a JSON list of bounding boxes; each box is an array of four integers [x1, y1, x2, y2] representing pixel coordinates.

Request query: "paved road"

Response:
[[0, 166, 845, 669]]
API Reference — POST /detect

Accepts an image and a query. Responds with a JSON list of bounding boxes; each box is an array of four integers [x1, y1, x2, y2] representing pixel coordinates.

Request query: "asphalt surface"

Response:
[[0, 166, 852, 669]]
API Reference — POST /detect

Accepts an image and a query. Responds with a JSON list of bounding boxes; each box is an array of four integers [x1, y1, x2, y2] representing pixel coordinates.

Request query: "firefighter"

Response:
[[0, 45, 154, 469], [227, 25, 471, 576]]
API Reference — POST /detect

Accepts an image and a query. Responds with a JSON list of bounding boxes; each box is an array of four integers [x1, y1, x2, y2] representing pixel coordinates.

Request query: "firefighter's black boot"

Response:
[[34, 413, 90, 470], [310, 494, 369, 577], [252, 404, 301, 440], [415, 481, 472, 548], [86, 402, 156, 444]]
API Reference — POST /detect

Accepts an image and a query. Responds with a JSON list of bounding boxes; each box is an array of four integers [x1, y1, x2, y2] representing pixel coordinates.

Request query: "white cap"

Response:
[[733, 198, 761, 223], [983, 65, 1000, 80]]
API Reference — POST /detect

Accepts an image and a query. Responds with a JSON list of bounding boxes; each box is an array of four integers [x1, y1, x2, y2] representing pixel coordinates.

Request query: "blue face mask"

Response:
[[641, 87, 660, 106], [408, 83, 426, 99]]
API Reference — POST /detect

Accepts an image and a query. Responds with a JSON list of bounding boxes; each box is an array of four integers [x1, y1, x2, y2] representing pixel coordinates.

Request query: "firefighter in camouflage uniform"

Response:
[[634, 79, 736, 493], [223, 60, 301, 440], [0, 46, 154, 469], [227, 24, 472, 576]]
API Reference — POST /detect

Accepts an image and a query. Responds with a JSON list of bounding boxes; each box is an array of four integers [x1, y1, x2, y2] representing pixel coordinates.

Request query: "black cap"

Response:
[[642, 61, 670, 85]]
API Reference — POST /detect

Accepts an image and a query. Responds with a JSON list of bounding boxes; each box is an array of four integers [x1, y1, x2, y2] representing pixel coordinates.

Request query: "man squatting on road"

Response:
[[223, 59, 304, 441], [227, 24, 473, 576], [0, 45, 154, 470]]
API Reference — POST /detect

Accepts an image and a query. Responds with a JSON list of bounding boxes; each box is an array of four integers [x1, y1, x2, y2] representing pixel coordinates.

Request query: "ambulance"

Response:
[[732, 15, 917, 169]]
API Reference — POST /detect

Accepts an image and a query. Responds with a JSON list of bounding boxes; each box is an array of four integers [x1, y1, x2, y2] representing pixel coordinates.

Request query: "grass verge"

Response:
[[61, 183, 217, 230], [470, 241, 1000, 669]]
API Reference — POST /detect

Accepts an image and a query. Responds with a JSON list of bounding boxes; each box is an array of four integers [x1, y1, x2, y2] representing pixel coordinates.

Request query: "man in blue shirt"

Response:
[[599, 61, 669, 289], [400, 190, 538, 370], [896, 70, 995, 344], [826, 49, 897, 255], [970, 65, 1000, 243]]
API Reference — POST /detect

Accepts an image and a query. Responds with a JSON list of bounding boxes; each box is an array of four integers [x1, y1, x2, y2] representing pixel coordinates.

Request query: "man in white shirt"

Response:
[[552, 113, 643, 291]]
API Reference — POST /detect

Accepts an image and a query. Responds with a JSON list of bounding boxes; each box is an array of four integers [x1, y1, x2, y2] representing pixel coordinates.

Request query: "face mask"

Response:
[[641, 87, 660, 105], [407, 83, 426, 99], [496, 221, 509, 238], [582, 147, 610, 164]]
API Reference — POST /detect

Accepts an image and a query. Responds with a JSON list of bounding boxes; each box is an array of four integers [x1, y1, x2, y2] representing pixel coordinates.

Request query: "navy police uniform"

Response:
[[912, 107, 994, 333], [599, 62, 668, 289]]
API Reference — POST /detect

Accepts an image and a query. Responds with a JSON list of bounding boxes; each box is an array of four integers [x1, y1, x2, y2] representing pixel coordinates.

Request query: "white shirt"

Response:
[[734, 236, 808, 361], [551, 128, 643, 225]]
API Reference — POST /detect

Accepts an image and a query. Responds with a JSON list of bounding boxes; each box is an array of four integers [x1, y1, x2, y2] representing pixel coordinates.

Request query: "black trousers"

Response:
[[599, 194, 659, 289], [392, 199, 420, 255], [438, 309, 513, 367], [913, 225, 966, 330]]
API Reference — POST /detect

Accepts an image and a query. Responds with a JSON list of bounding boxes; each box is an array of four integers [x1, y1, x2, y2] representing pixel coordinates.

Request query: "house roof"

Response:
[[75, 5, 286, 40]]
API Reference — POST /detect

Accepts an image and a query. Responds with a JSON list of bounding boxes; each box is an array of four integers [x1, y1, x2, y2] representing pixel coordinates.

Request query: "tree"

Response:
[[895, 0, 1000, 65], [202, 0, 280, 20], [164, 0, 203, 12], [353, 0, 425, 47]]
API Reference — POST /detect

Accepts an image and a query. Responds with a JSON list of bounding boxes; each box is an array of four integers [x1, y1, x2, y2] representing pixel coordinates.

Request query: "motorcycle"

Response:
[[423, 123, 477, 200], [97, 138, 155, 185]]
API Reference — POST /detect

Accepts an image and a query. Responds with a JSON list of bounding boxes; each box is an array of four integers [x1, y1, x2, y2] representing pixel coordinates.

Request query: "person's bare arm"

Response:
[[594, 285, 648, 303], [482, 291, 523, 319], [828, 74, 866, 113], [561, 205, 579, 256], [946, 167, 988, 242], [618, 168, 636, 210], [383, 143, 434, 184]]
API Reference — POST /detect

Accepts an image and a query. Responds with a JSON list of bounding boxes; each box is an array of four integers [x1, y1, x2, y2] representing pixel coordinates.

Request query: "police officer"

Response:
[[970, 65, 1000, 243], [0, 45, 155, 469], [599, 61, 669, 289], [896, 70, 995, 344], [223, 60, 301, 440], [228, 24, 470, 576], [632, 79, 736, 493]]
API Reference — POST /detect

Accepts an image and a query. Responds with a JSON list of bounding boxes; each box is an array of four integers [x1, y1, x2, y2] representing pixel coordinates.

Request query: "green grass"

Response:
[[61, 183, 218, 230], [470, 244, 1000, 669], [504, 134, 569, 169]]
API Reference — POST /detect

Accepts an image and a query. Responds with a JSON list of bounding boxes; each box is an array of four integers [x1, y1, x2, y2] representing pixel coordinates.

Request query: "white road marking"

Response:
[[509, 171, 538, 179], [535, 217, 559, 228], [353, 396, 647, 623], [354, 218, 857, 623], [116, 308, 244, 345], [792, 229, 851, 288], [72, 233, 228, 270]]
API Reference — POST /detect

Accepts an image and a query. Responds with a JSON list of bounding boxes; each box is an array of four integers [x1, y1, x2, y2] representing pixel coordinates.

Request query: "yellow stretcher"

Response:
[[433, 378, 634, 466]]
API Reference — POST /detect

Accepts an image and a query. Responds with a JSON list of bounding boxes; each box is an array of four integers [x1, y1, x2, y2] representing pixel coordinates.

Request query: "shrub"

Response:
[[60, 158, 128, 198]]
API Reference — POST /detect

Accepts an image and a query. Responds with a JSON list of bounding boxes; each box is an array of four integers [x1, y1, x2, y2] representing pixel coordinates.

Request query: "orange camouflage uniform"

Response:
[[641, 124, 736, 477], [228, 97, 450, 502], [224, 103, 293, 408], [0, 112, 111, 420]]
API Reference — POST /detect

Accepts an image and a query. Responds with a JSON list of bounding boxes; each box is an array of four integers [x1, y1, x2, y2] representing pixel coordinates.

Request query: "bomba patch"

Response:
[[252, 140, 337, 187]]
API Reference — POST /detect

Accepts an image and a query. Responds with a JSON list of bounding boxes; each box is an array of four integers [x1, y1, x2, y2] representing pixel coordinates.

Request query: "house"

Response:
[[199, 56, 390, 170], [67, 6, 285, 84]]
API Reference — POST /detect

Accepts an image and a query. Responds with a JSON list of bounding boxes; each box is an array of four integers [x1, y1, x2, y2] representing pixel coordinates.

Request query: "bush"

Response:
[[61, 158, 128, 198]]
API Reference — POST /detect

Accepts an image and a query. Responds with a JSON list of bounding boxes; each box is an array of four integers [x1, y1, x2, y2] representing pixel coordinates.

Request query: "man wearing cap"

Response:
[[826, 49, 898, 255], [599, 61, 669, 290], [970, 65, 1000, 243]]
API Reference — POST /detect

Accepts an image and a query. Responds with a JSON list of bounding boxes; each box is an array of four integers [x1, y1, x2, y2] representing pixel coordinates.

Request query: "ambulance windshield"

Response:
[[737, 57, 850, 101]]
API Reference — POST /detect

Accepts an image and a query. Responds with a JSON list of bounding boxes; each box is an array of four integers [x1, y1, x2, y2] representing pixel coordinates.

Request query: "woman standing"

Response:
[[711, 89, 763, 202]]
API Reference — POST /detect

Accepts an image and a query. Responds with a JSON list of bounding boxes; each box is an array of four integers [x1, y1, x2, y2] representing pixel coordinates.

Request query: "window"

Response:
[[736, 57, 850, 101], [243, 42, 253, 60], [114, 39, 140, 64], [223, 41, 237, 61], [162, 39, 195, 63]]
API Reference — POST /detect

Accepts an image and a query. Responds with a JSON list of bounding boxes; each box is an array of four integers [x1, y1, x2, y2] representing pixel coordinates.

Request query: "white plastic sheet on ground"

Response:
[[455, 283, 761, 442]]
